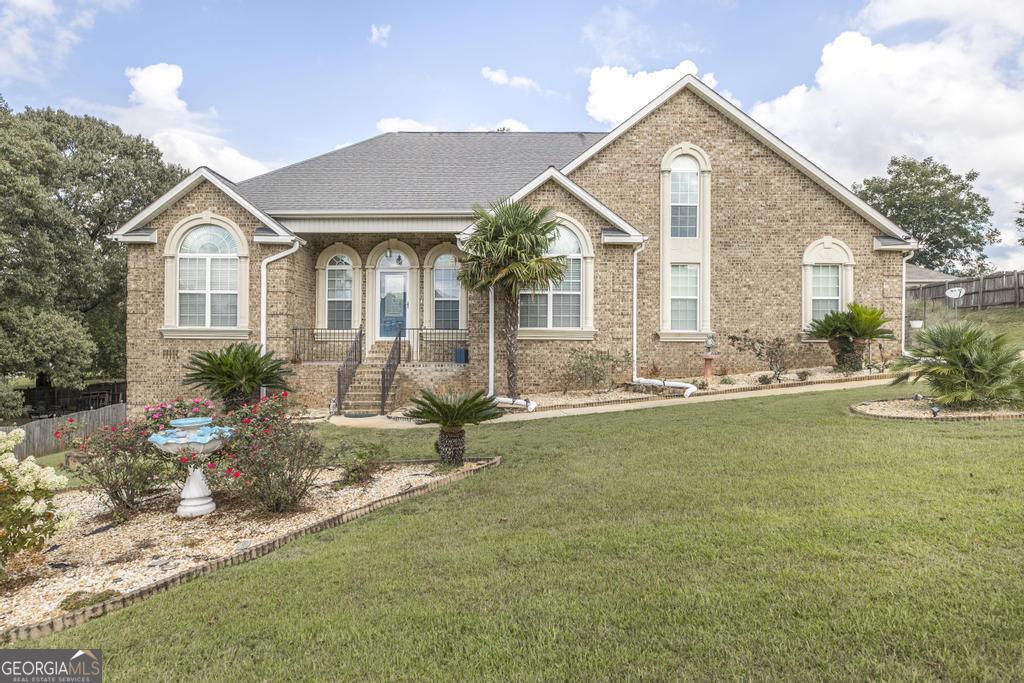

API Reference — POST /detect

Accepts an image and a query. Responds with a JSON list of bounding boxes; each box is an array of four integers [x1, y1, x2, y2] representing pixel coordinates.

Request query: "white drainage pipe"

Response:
[[493, 396, 537, 412], [629, 239, 697, 398]]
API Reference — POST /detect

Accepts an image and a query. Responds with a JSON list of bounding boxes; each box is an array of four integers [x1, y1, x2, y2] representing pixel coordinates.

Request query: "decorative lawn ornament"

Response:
[[930, 405, 941, 417], [148, 417, 233, 518]]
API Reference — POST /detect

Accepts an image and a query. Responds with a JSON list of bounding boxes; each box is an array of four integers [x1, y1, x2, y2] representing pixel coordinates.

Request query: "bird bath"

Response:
[[148, 417, 233, 518]]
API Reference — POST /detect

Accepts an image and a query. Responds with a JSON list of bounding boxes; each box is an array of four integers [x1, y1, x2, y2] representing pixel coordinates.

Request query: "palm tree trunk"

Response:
[[437, 427, 466, 466], [502, 287, 519, 398]]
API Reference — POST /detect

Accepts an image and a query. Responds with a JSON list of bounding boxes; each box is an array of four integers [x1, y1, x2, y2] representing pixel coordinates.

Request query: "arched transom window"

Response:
[[326, 254, 354, 329], [432, 253, 460, 329], [520, 226, 583, 329], [670, 155, 700, 238], [177, 225, 238, 327]]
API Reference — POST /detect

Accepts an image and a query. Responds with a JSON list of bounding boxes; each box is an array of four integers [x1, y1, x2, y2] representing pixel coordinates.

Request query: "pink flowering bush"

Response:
[[143, 397, 215, 432], [216, 392, 326, 513]]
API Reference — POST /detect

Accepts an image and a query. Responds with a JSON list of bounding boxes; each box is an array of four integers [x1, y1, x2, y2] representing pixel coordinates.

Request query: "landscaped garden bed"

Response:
[[1, 459, 492, 638], [852, 398, 1024, 421]]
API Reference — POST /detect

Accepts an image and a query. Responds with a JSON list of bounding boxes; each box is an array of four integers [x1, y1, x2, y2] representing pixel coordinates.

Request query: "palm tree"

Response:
[[892, 321, 1024, 408], [183, 342, 291, 410], [459, 199, 566, 397], [805, 303, 894, 370], [405, 389, 501, 465]]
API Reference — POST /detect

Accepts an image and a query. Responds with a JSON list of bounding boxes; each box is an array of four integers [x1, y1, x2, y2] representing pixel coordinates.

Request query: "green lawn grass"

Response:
[[33, 384, 1024, 680]]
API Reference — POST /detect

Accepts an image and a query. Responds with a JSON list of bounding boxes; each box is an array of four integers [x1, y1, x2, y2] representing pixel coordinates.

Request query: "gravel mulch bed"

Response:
[[851, 398, 1024, 421], [1, 463, 460, 633]]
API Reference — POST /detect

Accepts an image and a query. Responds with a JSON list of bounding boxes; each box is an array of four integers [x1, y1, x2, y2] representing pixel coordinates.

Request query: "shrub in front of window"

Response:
[[217, 393, 328, 512], [1, 428, 74, 579], [892, 321, 1024, 409], [727, 331, 795, 384], [805, 303, 894, 372]]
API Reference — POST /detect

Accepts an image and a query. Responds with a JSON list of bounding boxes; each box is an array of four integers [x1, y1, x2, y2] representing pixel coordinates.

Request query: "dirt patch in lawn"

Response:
[[1, 462, 484, 634], [851, 398, 1024, 422]]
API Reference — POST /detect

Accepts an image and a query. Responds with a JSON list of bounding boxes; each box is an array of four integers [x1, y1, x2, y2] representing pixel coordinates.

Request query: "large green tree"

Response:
[[854, 156, 997, 276], [1016, 203, 1023, 247], [0, 96, 186, 419], [459, 200, 566, 398]]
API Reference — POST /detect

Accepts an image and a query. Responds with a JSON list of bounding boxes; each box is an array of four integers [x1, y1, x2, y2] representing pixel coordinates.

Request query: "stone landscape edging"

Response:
[[849, 400, 1024, 422], [1, 456, 501, 644]]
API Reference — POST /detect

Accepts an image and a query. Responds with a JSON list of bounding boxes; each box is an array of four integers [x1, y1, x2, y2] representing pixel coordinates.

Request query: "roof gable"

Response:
[[111, 167, 298, 244], [561, 74, 915, 248]]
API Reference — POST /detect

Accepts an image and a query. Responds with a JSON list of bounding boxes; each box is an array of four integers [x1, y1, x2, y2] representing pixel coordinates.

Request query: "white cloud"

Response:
[[370, 23, 391, 47], [375, 117, 438, 133], [581, 5, 654, 68], [481, 66, 540, 92], [75, 63, 270, 180], [0, 0, 132, 83], [585, 61, 737, 126], [750, 0, 1024, 269]]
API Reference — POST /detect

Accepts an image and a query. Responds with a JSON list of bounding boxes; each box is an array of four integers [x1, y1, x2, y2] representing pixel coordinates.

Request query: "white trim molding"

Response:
[[801, 236, 855, 330], [161, 213, 251, 332], [518, 328, 595, 341], [517, 214, 596, 335], [315, 243, 363, 330], [560, 74, 912, 243], [160, 327, 251, 340], [660, 142, 712, 339]]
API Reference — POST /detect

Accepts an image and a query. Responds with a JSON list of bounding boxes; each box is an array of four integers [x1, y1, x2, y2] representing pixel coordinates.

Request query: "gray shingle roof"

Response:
[[236, 132, 606, 213], [906, 263, 951, 283]]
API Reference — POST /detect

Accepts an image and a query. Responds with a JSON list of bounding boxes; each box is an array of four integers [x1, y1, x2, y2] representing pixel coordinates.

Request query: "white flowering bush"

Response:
[[0, 429, 73, 578]]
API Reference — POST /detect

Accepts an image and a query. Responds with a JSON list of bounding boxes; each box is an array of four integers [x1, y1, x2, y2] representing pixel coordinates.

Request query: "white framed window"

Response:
[[669, 155, 700, 238], [670, 264, 699, 331], [326, 254, 354, 329], [432, 253, 460, 329], [520, 227, 583, 329], [810, 264, 841, 321], [177, 225, 238, 328], [801, 236, 855, 330]]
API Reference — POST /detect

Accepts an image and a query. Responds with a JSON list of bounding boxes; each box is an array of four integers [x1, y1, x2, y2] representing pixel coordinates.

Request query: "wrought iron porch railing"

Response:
[[292, 327, 362, 363], [335, 326, 364, 411], [380, 325, 404, 414], [403, 328, 469, 363]]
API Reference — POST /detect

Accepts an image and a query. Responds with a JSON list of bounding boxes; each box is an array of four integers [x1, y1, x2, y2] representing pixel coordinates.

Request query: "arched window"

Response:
[[669, 155, 700, 238], [520, 226, 583, 329], [177, 225, 239, 327], [326, 254, 354, 329], [802, 237, 855, 328], [432, 253, 461, 329]]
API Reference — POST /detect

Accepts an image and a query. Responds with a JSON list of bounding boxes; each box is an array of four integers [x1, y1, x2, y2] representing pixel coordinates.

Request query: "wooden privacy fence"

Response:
[[1, 403, 126, 460], [906, 271, 1024, 312]]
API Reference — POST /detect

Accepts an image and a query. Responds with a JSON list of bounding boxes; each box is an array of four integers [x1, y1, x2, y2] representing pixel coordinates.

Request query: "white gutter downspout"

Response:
[[901, 251, 914, 355], [260, 237, 299, 356], [487, 285, 537, 412], [630, 238, 697, 398]]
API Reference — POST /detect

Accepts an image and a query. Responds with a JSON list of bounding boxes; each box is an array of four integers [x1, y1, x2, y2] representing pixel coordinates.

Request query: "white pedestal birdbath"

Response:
[[148, 417, 233, 518]]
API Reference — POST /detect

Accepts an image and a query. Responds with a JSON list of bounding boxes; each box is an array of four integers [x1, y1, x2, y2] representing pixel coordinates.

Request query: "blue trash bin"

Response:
[[454, 347, 469, 364]]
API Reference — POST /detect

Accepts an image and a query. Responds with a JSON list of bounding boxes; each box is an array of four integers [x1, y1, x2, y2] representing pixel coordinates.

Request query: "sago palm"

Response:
[[459, 199, 566, 398], [892, 321, 1024, 408], [404, 389, 501, 465], [183, 342, 291, 410]]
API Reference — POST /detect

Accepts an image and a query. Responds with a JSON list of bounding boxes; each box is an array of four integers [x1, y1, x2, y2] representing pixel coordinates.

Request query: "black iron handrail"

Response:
[[402, 328, 469, 363], [380, 325, 404, 414], [335, 326, 364, 412], [292, 327, 361, 363]]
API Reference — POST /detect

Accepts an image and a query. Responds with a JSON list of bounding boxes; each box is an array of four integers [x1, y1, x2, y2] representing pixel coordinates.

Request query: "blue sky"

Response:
[[2, 0, 1023, 268]]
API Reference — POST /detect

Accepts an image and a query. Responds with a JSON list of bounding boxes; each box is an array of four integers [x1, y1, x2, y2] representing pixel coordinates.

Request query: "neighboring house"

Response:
[[112, 75, 915, 413], [905, 264, 952, 286]]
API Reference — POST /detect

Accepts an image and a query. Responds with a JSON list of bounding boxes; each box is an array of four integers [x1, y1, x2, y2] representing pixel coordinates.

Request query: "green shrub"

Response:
[[184, 343, 291, 410], [719, 376, 735, 385], [218, 393, 327, 513], [1, 428, 72, 579], [338, 442, 388, 486], [796, 370, 811, 381], [757, 373, 775, 385], [892, 321, 1024, 409], [405, 390, 501, 466], [805, 303, 894, 372]]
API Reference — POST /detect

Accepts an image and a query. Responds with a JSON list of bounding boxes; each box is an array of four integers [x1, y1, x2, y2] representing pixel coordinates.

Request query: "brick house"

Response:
[[112, 75, 915, 414]]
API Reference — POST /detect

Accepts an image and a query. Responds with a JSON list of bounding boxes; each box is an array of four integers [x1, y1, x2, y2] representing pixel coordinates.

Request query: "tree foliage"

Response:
[[854, 156, 997, 276], [0, 95, 186, 408]]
